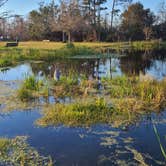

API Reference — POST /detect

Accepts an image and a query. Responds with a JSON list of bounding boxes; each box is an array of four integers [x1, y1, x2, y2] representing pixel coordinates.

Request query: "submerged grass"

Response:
[[0, 136, 53, 166]]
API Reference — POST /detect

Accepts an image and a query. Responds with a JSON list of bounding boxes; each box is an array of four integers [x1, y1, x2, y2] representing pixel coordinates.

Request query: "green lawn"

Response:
[[0, 40, 165, 50]]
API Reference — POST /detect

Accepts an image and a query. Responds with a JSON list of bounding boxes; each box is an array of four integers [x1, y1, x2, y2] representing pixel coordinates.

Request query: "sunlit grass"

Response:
[[37, 97, 115, 127]]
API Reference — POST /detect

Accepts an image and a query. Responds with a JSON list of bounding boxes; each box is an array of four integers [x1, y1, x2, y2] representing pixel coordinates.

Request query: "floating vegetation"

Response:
[[0, 136, 53, 166], [95, 129, 165, 166], [125, 146, 148, 166]]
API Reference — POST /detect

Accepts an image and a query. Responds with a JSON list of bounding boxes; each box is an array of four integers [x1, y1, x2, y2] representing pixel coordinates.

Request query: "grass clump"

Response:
[[0, 136, 53, 166], [107, 76, 166, 112], [0, 58, 12, 67], [17, 75, 44, 101], [37, 98, 114, 127], [52, 75, 85, 98]]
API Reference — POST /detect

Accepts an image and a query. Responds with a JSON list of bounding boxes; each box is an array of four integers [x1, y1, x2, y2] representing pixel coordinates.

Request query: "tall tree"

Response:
[[82, 0, 107, 41], [8, 15, 28, 41], [57, 0, 88, 43], [110, 0, 132, 31], [157, 0, 166, 24], [28, 10, 44, 40], [120, 2, 155, 41]]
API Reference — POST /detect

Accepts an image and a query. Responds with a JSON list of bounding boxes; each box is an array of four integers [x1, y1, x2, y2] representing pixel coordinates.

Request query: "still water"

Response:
[[0, 51, 166, 165]]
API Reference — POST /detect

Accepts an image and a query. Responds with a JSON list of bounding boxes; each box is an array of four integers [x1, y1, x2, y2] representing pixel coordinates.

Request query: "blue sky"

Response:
[[1, 0, 165, 16]]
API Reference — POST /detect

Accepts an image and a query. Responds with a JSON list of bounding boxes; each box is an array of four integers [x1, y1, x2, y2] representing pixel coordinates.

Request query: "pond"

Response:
[[0, 51, 166, 166]]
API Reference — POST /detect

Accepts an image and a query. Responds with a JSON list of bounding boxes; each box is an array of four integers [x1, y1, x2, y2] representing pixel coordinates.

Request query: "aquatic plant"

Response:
[[17, 87, 34, 102], [17, 75, 44, 101], [153, 124, 166, 161], [37, 75, 166, 127], [37, 97, 114, 127], [0, 136, 53, 166]]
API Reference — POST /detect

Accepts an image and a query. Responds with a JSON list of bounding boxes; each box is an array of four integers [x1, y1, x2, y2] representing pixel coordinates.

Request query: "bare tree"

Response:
[[157, 0, 166, 24], [143, 27, 153, 40], [0, 0, 9, 18], [57, 0, 88, 43], [0, 0, 8, 8]]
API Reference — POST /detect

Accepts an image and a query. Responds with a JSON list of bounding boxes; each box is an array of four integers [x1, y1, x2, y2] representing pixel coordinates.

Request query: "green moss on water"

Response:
[[0, 136, 53, 166]]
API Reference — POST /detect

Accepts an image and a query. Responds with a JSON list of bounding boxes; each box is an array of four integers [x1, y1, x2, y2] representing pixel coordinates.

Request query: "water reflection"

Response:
[[0, 51, 165, 81]]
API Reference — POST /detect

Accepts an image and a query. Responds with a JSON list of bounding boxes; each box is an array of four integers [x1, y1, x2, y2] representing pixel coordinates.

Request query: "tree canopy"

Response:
[[0, 0, 166, 42]]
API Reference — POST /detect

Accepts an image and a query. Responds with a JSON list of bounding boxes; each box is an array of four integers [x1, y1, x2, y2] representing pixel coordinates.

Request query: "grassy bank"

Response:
[[0, 40, 165, 67], [0, 44, 96, 67], [36, 76, 166, 127]]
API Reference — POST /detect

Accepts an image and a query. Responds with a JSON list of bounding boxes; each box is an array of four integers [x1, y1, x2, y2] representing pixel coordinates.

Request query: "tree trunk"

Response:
[[62, 31, 65, 42], [110, 0, 116, 32], [67, 31, 71, 43]]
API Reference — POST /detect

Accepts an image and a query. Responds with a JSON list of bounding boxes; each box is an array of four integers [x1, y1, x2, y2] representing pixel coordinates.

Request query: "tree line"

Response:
[[0, 0, 166, 42]]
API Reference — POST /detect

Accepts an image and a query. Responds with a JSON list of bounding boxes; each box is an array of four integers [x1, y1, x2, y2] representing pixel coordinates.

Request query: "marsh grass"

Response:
[[37, 97, 115, 127], [17, 75, 45, 101], [37, 75, 166, 127]]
